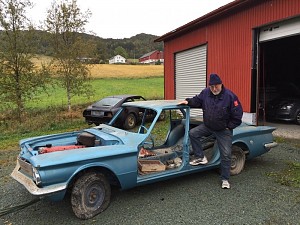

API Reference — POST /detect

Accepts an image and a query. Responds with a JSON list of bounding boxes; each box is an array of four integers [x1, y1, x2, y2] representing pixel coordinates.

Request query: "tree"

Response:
[[45, 0, 94, 111], [0, 0, 50, 122], [114, 46, 128, 58]]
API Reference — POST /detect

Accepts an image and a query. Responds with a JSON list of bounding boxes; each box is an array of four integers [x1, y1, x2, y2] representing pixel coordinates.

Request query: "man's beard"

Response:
[[212, 90, 221, 95]]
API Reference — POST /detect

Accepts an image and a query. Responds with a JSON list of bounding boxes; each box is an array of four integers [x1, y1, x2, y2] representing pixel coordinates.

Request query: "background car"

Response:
[[266, 97, 300, 125], [266, 83, 300, 125], [83, 95, 146, 129]]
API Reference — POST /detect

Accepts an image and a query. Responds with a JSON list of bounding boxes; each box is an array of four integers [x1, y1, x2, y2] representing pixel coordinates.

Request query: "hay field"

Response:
[[88, 64, 164, 78], [32, 55, 164, 78]]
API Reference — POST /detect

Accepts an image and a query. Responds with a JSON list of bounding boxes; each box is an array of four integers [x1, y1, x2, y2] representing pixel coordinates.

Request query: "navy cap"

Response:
[[209, 73, 222, 85]]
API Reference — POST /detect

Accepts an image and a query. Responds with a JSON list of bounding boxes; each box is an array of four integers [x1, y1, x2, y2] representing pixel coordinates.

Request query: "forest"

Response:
[[0, 30, 163, 63]]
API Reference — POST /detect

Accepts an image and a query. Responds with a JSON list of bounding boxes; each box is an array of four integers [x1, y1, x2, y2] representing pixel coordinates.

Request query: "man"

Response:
[[179, 73, 243, 189]]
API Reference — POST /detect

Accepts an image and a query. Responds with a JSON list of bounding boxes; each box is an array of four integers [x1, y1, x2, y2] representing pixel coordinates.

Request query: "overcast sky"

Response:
[[28, 0, 233, 39]]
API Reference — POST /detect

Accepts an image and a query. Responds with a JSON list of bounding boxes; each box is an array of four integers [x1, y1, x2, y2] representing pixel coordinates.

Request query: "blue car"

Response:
[[11, 100, 278, 219]]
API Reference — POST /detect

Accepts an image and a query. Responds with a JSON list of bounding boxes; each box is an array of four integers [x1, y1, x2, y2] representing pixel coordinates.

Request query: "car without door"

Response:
[[11, 100, 278, 219]]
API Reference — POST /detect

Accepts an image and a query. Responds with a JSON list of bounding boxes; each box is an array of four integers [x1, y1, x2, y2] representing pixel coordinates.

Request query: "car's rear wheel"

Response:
[[71, 172, 111, 219], [295, 110, 300, 125], [230, 145, 246, 175], [123, 113, 136, 129]]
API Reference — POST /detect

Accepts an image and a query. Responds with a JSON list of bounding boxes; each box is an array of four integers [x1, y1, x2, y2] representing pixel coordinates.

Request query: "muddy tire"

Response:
[[230, 145, 246, 175], [296, 111, 300, 125], [123, 113, 136, 129], [71, 172, 111, 219]]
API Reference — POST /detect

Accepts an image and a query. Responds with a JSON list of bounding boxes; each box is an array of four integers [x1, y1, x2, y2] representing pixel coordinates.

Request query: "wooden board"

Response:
[[138, 160, 166, 172]]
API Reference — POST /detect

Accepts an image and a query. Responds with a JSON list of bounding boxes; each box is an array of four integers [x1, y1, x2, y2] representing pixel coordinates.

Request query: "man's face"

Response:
[[209, 84, 222, 95]]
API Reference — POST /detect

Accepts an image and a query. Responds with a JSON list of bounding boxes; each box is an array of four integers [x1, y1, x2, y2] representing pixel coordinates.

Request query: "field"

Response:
[[88, 64, 164, 78], [32, 55, 163, 78], [27, 77, 164, 108], [0, 63, 164, 150], [27, 59, 164, 108]]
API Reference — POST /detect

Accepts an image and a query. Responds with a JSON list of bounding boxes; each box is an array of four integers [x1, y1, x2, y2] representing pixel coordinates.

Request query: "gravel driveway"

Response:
[[1, 140, 300, 225]]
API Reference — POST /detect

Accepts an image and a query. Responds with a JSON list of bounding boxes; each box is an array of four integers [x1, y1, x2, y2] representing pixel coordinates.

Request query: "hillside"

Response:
[[6, 30, 163, 62], [84, 32, 164, 62]]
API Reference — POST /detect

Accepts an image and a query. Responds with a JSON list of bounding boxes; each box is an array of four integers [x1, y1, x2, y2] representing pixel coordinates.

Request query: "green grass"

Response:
[[27, 77, 164, 109], [268, 162, 300, 188], [0, 77, 164, 150]]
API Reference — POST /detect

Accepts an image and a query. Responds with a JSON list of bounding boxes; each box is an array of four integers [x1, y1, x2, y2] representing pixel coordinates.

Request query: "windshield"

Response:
[[94, 97, 122, 107]]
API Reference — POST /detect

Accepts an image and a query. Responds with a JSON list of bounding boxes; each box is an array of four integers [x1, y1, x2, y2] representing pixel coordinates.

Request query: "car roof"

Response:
[[123, 100, 184, 110], [105, 94, 143, 99]]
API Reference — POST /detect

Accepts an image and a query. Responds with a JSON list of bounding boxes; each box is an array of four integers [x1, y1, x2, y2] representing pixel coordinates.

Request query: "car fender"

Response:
[[66, 154, 138, 191]]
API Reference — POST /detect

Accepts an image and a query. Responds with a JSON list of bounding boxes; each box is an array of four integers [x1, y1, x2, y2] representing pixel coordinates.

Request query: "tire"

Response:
[[296, 111, 300, 125], [123, 113, 136, 129], [230, 145, 246, 175], [71, 172, 111, 220]]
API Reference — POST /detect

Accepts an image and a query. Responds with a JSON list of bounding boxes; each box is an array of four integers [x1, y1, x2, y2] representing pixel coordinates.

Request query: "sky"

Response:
[[28, 0, 234, 39]]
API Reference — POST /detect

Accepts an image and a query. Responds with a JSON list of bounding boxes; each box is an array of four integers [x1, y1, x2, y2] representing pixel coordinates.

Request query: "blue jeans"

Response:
[[189, 123, 233, 181]]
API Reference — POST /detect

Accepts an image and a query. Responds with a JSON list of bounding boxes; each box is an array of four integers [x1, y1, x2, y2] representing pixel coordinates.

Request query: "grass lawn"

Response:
[[0, 62, 164, 150], [27, 77, 164, 109]]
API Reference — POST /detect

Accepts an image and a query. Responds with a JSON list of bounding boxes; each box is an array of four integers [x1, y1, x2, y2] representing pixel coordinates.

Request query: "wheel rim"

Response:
[[230, 146, 246, 175], [128, 116, 135, 127], [231, 154, 239, 170], [126, 114, 136, 128], [296, 112, 300, 124], [85, 182, 105, 208]]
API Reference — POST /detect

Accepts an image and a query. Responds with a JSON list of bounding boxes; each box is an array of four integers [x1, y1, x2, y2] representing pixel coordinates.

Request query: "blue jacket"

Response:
[[186, 86, 243, 131]]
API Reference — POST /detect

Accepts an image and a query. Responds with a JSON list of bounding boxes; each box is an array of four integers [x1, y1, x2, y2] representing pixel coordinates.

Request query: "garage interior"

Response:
[[258, 34, 300, 124]]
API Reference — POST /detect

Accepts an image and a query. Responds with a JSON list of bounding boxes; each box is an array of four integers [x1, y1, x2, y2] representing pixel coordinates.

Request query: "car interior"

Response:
[[137, 109, 217, 175]]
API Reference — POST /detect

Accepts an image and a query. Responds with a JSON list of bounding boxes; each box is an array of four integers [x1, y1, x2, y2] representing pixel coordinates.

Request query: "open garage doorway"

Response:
[[258, 35, 300, 125]]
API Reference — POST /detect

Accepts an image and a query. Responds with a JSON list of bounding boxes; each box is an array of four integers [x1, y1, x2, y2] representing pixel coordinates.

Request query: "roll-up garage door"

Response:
[[259, 17, 300, 42], [175, 45, 207, 118]]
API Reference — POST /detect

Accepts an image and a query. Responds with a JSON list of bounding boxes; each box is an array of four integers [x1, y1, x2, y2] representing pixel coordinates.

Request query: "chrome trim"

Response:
[[264, 142, 278, 150], [18, 157, 33, 177], [11, 161, 67, 196], [32, 167, 42, 185]]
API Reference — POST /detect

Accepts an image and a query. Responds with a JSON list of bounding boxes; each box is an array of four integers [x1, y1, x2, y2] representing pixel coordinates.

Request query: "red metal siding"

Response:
[[163, 0, 300, 112], [139, 50, 163, 62]]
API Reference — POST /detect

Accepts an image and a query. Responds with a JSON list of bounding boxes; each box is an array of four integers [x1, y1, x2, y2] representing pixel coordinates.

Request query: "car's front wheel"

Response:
[[230, 145, 246, 175], [123, 113, 137, 129], [71, 172, 111, 219]]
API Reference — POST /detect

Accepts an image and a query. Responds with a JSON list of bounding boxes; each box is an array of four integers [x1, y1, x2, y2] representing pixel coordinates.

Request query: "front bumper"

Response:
[[11, 161, 67, 196], [264, 142, 278, 151]]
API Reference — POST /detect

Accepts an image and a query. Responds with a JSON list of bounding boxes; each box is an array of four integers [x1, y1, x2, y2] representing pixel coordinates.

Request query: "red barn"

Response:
[[155, 0, 300, 125], [139, 50, 164, 64]]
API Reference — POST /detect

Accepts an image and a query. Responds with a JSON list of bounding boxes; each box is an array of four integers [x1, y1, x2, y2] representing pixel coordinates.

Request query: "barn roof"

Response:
[[140, 50, 161, 58], [139, 50, 159, 59], [155, 0, 256, 42]]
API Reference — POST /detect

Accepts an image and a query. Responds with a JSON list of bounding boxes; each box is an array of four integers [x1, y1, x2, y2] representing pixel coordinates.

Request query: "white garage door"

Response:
[[175, 45, 207, 118], [259, 17, 300, 42]]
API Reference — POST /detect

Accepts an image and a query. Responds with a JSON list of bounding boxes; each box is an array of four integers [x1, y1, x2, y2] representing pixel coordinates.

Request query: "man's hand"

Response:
[[178, 100, 188, 105]]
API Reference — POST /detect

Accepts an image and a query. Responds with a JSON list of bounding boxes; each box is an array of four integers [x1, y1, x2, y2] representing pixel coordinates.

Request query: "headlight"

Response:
[[280, 104, 294, 110], [32, 167, 41, 185]]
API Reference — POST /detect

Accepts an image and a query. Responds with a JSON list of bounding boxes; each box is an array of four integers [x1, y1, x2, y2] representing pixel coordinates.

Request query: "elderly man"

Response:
[[179, 73, 243, 189]]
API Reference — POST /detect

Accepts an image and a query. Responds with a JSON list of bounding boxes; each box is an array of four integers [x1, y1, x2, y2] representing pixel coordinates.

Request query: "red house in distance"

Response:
[[139, 50, 164, 64]]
